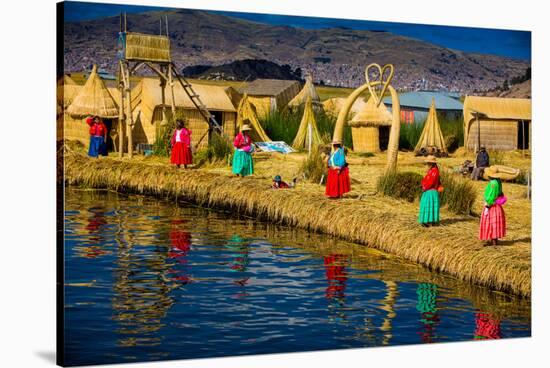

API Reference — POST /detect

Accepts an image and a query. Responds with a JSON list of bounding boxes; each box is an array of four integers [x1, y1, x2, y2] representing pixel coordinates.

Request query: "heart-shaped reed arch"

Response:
[[332, 63, 401, 172], [365, 63, 394, 107]]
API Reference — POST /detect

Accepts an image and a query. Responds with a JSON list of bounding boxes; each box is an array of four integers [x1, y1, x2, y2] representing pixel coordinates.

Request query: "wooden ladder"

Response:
[[170, 63, 223, 136]]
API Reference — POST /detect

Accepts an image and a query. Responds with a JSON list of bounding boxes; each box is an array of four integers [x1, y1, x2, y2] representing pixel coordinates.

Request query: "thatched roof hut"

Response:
[[66, 65, 119, 118], [322, 97, 368, 118], [463, 96, 531, 151], [238, 79, 300, 117], [236, 94, 271, 142], [349, 97, 392, 152], [288, 75, 322, 109], [131, 78, 238, 148], [292, 97, 322, 150], [414, 99, 447, 154]]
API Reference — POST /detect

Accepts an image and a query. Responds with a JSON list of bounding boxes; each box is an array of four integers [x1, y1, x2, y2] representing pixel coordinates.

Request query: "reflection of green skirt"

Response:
[[232, 150, 254, 176], [418, 189, 440, 224]]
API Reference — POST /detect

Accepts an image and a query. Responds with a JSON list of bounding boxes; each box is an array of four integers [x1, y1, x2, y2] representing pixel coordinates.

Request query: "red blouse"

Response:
[[233, 132, 252, 149], [86, 117, 107, 137], [171, 128, 192, 146], [421, 166, 440, 192]]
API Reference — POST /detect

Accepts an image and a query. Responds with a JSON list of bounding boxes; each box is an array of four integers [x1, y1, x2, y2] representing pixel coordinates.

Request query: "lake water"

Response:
[[63, 188, 531, 366]]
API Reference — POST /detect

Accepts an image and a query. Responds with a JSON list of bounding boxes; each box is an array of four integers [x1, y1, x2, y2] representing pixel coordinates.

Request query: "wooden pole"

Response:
[[476, 113, 481, 153], [124, 61, 134, 158], [117, 61, 125, 157], [168, 63, 176, 115], [522, 120, 526, 157]]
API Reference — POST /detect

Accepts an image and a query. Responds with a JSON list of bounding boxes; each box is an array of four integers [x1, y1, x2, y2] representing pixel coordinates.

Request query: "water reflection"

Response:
[[474, 313, 502, 340], [63, 189, 530, 366], [416, 283, 439, 343]]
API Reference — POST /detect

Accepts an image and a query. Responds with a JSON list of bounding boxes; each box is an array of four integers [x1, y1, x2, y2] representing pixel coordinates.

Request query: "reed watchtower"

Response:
[[116, 13, 222, 157]]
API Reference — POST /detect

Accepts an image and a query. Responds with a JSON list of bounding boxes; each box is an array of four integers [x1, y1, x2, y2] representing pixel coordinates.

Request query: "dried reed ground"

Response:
[[64, 148, 531, 297]]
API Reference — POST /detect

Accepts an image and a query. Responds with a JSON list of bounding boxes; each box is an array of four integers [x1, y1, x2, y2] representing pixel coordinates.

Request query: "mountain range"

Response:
[[63, 8, 530, 93]]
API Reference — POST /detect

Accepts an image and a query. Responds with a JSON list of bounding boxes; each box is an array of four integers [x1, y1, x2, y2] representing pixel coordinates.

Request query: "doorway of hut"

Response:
[[379, 126, 390, 151], [103, 119, 115, 152], [208, 111, 224, 142], [517, 120, 530, 150]]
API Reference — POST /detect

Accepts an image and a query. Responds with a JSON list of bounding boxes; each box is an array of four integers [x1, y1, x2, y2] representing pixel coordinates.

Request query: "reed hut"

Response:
[[57, 75, 82, 141], [238, 79, 300, 117], [288, 75, 322, 110], [131, 77, 238, 149], [349, 97, 392, 152], [414, 99, 447, 155], [64, 65, 119, 145], [463, 96, 532, 151], [323, 97, 368, 118], [292, 97, 322, 150], [236, 94, 271, 142]]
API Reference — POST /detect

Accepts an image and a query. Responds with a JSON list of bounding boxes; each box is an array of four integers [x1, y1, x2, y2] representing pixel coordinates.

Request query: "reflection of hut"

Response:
[[349, 97, 392, 152], [383, 91, 463, 124], [292, 97, 322, 150], [64, 65, 119, 146], [414, 99, 447, 155], [463, 96, 532, 151], [131, 78, 238, 149], [238, 79, 300, 117], [236, 93, 271, 142], [288, 75, 322, 110]]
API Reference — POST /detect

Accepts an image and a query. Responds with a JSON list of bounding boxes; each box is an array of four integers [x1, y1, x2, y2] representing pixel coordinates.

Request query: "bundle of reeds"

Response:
[[125, 32, 171, 62]]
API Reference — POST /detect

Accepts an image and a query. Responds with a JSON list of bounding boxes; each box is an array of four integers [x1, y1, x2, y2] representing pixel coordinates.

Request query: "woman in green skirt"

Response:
[[232, 124, 254, 176], [418, 155, 442, 226]]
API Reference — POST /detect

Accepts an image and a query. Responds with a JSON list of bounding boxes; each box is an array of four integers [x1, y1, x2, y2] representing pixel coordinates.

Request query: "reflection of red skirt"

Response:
[[171, 142, 193, 165], [325, 167, 351, 198], [479, 204, 506, 240]]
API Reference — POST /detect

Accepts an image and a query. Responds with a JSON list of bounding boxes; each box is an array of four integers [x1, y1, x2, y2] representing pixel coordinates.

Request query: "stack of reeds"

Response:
[[124, 32, 171, 62]]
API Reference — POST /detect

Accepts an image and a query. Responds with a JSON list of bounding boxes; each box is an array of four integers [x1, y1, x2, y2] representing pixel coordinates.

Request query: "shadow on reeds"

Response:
[[439, 217, 476, 226], [497, 237, 532, 246]]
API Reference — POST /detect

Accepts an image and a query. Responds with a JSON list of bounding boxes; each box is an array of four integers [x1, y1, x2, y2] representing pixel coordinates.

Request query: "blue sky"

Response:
[[63, 1, 531, 61]]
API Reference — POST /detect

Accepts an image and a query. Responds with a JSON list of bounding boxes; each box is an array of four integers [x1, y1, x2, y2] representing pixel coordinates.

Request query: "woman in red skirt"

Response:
[[325, 140, 351, 198], [479, 168, 507, 246], [170, 119, 192, 168]]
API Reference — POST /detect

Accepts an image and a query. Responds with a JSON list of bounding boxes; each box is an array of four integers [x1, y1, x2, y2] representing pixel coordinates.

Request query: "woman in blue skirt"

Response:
[[86, 116, 108, 157]]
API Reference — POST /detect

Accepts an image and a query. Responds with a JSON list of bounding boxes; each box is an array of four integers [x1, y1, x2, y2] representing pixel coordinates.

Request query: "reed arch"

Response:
[[332, 63, 401, 172]]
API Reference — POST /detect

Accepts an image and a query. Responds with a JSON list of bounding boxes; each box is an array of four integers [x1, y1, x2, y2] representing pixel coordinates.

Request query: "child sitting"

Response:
[[272, 175, 296, 189]]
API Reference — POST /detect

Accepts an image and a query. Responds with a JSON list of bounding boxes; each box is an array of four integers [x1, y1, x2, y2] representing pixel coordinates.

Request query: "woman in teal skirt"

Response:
[[418, 155, 442, 226], [232, 123, 254, 176]]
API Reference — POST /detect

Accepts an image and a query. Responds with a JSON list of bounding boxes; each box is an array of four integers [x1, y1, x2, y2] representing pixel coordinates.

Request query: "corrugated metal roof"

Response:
[[239, 79, 300, 96], [384, 91, 463, 111]]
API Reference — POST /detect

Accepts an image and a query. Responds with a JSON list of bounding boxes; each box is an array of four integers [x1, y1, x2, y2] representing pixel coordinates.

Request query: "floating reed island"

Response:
[[64, 150, 531, 297]]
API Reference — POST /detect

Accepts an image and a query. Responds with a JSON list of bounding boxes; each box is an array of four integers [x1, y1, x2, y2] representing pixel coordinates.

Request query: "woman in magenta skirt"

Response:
[[170, 119, 193, 169], [479, 167, 507, 246]]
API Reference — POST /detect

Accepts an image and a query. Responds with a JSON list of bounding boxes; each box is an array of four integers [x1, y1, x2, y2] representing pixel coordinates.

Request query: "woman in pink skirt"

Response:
[[479, 168, 506, 246], [170, 119, 193, 169]]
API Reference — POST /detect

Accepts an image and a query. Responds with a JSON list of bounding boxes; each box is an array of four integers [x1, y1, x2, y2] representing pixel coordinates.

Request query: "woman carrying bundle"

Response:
[[170, 119, 193, 169], [325, 140, 351, 198], [479, 168, 507, 246], [232, 123, 254, 177], [418, 155, 442, 226], [86, 115, 107, 158]]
